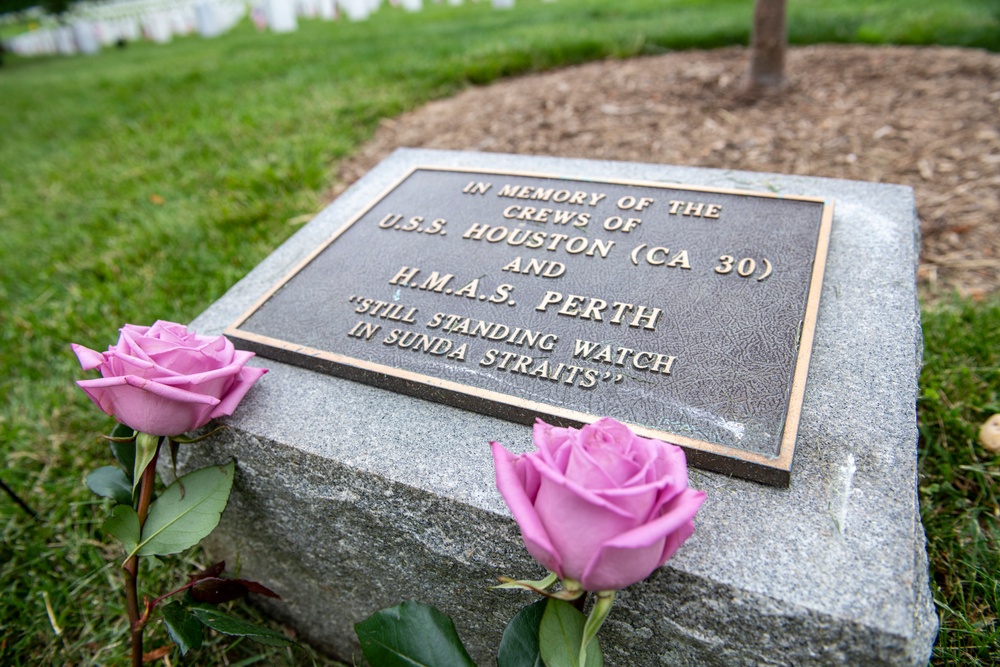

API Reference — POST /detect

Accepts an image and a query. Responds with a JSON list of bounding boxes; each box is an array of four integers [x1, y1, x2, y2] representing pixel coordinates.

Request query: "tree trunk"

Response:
[[748, 0, 787, 91]]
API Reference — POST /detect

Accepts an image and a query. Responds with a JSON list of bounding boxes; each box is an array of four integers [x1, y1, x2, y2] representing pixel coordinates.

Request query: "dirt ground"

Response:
[[332, 45, 1000, 302]]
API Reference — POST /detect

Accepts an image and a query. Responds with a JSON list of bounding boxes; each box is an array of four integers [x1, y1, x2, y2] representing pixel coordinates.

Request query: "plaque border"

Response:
[[226, 166, 834, 487]]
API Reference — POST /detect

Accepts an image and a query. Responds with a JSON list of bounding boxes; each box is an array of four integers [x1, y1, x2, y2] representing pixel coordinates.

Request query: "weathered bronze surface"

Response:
[[227, 167, 833, 486]]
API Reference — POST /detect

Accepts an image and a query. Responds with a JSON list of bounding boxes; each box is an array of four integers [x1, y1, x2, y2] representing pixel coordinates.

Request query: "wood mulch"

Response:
[[331, 45, 1000, 302]]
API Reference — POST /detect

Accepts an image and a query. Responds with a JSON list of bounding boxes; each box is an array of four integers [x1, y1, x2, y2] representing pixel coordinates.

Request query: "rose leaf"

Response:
[[161, 601, 203, 655], [108, 423, 136, 478], [103, 504, 140, 555], [188, 560, 227, 583], [187, 605, 293, 647], [86, 466, 134, 506], [190, 577, 248, 604], [237, 579, 281, 599], [354, 600, 476, 667], [539, 599, 603, 667], [130, 461, 234, 558], [132, 432, 160, 494], [497, 599, 547, 667]]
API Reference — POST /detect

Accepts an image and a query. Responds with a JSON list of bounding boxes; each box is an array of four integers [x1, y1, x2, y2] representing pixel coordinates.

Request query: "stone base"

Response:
[[171, 149, 937, 666]]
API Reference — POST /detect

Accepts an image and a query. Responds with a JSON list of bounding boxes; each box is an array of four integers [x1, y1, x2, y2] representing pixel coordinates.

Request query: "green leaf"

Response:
[[188, 605, 293, 647], [107, 423, 136, 483], [494, 571, 559, 592], [130, 461, 235, 558], [190, 576, 281, 604], [86, 466, 134, 505], [110, 423, 136, 440], [102, 504, 140, 555], [579, 592, 615, 666], [168, 437, 181, 483], [497, 599, 547, 667], [133, 432, 160, 494], [354, 600, 476, 667], [539, 600, 602, 667], [161, 601, 203, 655]]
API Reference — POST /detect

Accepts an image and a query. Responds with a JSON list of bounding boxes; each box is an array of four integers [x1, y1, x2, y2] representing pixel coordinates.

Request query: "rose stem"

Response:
[[124, 438, 161, 667]]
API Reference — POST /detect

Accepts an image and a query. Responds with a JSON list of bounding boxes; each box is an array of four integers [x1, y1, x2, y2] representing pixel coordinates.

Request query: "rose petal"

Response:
[[142, 343, 219, 375], [150, 320, 189, 339], [106, 349, 169, 379], [76, 375, 220, 436], [533, 420, 576, 471], [116, 327, 153, 363], [209, 365, 268, 419], [580, 539, 663, 592], [594, 483, 662, 521], [563, 442, 623, 489], [597, 463, 688, 521], [120, 324, 151, 339], [128, 323, 234, 373], [492, 442, 563, 576], [533, 458, 635, 520], [650, 442, 690, 484], [657, 517, 696, 565], [71, 344, 108, 371], [532, 465, 639, 580], [579, 488, 705, 591], [587, 418, 638, 447]]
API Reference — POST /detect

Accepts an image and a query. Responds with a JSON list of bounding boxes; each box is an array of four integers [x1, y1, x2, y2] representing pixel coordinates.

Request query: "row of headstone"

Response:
[[4, 0, 517, 57], [5, 0, 247, 56]]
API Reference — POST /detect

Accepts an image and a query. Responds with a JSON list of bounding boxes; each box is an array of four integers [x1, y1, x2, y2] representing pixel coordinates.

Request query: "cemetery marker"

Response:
[[227, 166, 833, 486]]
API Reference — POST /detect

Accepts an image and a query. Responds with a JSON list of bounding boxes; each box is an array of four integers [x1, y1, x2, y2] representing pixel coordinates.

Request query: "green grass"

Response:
[[920, 300, 1000, 666], [1, 0, 998, 664]]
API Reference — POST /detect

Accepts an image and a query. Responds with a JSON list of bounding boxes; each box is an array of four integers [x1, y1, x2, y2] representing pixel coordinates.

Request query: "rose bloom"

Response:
[[492, 418, 705, 592], [72, 321, 266, 436]]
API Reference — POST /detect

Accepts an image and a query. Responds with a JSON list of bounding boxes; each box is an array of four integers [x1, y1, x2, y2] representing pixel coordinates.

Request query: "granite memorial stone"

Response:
[[169, 149, 937, 666]]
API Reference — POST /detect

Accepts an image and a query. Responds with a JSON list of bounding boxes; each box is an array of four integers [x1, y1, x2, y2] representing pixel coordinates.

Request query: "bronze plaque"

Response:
[[227, 167, 833, 486]]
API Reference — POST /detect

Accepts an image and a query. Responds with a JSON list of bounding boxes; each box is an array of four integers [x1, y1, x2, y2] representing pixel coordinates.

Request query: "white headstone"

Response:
[[267, 0, 299, 32], [144, 13, 173, 44], [72, 21, 100, 54], [55, 26, 78, 54], [338, 0, 369, 20], [317, 0, 337, 20], [168, 9, 191, 36], [298, 0, 319, 17], [492, 0, 514, 8], [93, 20, 116, 47], [400, 0, 422, 10], [119, 18, 141, 42], [221, 2, 249, 30], [196, 3, 221, 37], [40, 29, 58, 54]]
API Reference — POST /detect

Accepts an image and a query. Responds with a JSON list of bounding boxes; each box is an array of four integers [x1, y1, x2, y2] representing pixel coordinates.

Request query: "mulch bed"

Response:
[[331, 45, 1000, 301]]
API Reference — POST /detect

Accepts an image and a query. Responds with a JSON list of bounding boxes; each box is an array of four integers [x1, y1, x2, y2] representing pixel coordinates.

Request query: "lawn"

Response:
[[1, 0, 998, 664]]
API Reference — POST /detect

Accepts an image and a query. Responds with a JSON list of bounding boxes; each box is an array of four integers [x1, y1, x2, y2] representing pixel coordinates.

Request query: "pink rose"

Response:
[[72, 321, 266, 436], [491, 418, 705, 592]]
